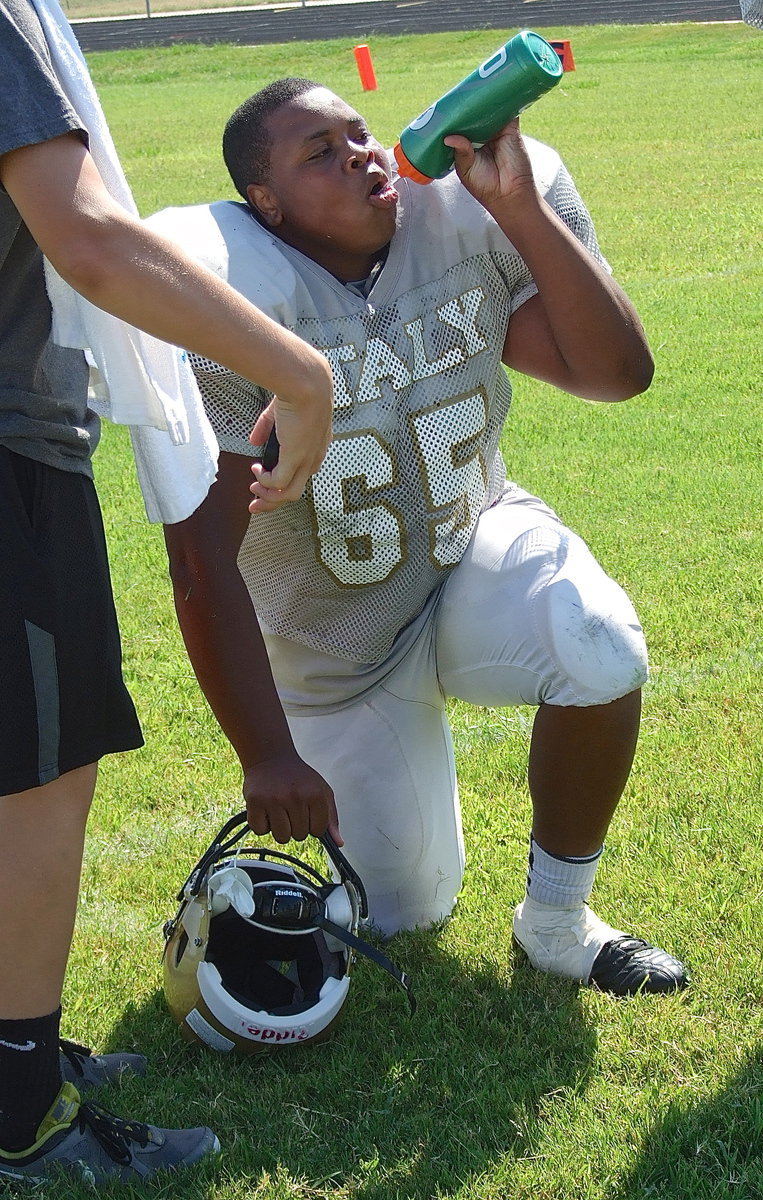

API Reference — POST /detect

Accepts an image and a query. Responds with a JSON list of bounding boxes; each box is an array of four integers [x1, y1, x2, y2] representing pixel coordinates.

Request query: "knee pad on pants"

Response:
[[436, 510, 648, 709], [533, 530, 648, 706]]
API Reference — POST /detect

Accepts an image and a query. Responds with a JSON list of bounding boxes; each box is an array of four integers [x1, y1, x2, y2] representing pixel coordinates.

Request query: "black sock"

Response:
[[0, 1008, 64, 1153]]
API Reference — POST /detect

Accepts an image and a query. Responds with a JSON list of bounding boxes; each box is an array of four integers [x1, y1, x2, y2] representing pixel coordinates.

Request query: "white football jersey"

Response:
[[148, 138, 608, 662]]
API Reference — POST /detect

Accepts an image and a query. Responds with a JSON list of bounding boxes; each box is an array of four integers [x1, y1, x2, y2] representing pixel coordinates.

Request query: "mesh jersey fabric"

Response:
[[147, 138, 608, 663]]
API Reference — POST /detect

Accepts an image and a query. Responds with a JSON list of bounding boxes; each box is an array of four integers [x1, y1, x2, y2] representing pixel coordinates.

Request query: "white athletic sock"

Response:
[[525, 835, 603, 908]]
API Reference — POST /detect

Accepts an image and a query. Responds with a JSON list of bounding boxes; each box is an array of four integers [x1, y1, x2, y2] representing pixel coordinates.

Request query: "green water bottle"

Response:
[[393, 31, 564, 185]]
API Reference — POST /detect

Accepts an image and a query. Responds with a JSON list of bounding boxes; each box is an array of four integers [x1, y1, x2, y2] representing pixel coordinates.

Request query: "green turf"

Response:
[[54, 22, 763, 1200]]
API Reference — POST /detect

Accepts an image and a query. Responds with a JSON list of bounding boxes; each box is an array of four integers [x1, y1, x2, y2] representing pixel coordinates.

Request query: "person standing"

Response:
[[0, 8, 334, 1187]]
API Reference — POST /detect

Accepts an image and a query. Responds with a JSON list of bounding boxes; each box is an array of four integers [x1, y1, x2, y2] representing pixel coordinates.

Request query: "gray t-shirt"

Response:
[[0, 0, 98, 474]]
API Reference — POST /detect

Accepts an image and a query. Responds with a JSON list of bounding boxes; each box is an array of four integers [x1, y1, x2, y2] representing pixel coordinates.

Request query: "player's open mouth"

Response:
[[368, 177, 399, 207]]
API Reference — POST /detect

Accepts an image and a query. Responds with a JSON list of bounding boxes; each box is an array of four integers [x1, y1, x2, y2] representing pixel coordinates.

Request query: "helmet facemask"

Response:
[[163, 813, 413, 1054]]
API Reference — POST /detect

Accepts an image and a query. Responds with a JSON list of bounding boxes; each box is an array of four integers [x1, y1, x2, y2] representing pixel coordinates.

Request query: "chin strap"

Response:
[[316, 916, 416, 1015], [319, 831, 369, 918]]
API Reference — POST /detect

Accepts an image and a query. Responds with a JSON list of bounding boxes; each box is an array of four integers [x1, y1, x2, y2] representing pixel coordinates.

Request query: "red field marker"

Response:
[[354, 44, 378, 91], [549, 39, 575, 71]]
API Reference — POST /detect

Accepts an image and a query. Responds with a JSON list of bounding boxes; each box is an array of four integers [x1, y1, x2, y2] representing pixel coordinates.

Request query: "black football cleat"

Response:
[[513, 897, 689, 995], [588, 936, 689, 995]]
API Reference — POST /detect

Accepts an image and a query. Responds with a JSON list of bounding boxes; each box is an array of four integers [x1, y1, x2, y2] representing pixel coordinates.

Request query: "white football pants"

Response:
[[264, 486, 648, 936]]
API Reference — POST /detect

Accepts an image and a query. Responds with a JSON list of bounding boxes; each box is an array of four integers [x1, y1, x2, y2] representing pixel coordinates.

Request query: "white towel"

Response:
[[30, 0, 218, 523]]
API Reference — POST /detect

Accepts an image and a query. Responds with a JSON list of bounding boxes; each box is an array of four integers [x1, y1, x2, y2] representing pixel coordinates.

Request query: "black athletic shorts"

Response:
[[0, 447, 143, 795]]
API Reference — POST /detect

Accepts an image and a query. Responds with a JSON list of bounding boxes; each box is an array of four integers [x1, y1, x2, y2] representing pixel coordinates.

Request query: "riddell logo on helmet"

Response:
[[244, 1024, 310, 1042]]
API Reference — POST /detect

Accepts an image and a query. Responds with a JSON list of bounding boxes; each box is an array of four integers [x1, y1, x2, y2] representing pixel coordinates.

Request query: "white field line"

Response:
[[634, 261, 763, 287]]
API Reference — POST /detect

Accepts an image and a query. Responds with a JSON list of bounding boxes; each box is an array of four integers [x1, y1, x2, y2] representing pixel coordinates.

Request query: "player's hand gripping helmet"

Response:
[[163, 812, 415, 1054]]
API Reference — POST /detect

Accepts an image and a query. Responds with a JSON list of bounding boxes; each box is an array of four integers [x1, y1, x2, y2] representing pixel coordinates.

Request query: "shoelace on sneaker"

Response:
[[77, 1102, 152, 1166], [59, 1038, 94, 1079]]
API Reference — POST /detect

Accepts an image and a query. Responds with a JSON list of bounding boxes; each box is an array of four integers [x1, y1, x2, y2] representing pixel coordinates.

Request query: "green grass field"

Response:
[[56, 22, 763, 1200]]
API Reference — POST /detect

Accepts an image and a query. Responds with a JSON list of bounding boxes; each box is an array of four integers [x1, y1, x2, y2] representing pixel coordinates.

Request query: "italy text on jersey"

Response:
[[235, 260, 517, 662]]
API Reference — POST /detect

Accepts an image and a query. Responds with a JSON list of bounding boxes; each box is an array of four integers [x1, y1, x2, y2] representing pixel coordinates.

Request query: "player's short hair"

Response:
[[223, 77, 320, 202]]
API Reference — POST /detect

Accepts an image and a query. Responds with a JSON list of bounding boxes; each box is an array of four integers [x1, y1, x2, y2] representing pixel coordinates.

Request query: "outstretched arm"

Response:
[[445, 121, 654, 401], [0, 131, 332, 502], [163, 451, 340, 844]]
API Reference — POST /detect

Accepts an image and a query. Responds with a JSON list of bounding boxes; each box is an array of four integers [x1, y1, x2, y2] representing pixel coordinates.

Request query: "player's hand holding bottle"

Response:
[[445, 118, 538, 214]]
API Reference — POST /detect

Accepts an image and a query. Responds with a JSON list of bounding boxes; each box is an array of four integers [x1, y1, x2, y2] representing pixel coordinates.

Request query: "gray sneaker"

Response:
[[59, 1038, 147, 1091], [0, 1083, 220, 1185]]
